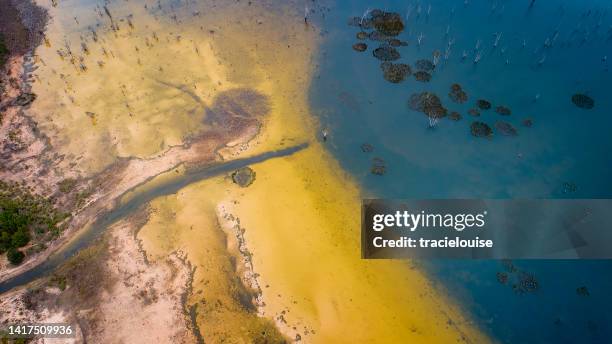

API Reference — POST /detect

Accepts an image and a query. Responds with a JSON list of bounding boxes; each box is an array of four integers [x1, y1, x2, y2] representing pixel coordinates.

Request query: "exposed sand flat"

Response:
[[138, 178, 286, 343], [0, 211, 195, 344], [87, 214, 196, 344]]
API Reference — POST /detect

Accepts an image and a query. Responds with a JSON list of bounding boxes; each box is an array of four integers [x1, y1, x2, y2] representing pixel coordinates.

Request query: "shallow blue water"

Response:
[[309, 0, 612, 342]]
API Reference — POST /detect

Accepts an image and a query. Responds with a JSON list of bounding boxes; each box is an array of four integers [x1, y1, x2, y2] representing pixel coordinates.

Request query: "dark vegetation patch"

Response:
[[380, 62, 410, 83], [470, 121, 493, 138], [476, 99, 491, 110], [495, 121, 518, 136], [58, 178, 78, 193], [414, 71, 431, 82], [571, 93, 594, 109], [12, 93, 36, 107], [205, 88, 270, 134], [512, 272, 539, 294], [388, 39, 407, 47], [368, 31, 392, 41], [370, 10, 404, 36], [448, 111, 462, 121], [496, 261, 539, 295], [352, 42, 367, 52], [495, 105, 512, 116], [409, 92, 447, 119], [496, 272, 508, 284], [562, 181, 578, 194], [576, 286, 590, 296], [415, 59, 435, 71], [0, 181, 68, 265], [360, 143, 373, 153], [372, 45, 400, 61], [208, 88, 270, 119], [231, 167, 256, 187], [448, 83, 468, 103], [6, 247, 25, 265]]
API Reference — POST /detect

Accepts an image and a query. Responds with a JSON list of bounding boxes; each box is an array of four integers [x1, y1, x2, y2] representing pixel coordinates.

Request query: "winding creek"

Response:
[[0, 143, 307, 293]]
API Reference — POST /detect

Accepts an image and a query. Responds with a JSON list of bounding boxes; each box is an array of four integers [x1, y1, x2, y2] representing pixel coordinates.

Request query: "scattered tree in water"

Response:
[[414, 71, 432, 82], [495, 105, 512, 116], [448, 111, 462, 121], [571, 93, 594, 109], [497, 260, 539, 295], [476, 99, 492, 110], [449, 84, 468, 103], [468, 108, 480, 117], [370, 10, 405, 36], [368, 31, 392, 42], [388, 39, 407, 47], [562, 181, 578, 194], [373, 45, 400, 61], [361, 143, 374, 152], [512, 272, 539, 294], [352, 42, 367, 52], [576, 286, 590, 296], [380, 62, 411, 83], [470, 121, 493, 138], [356, 31, 368, 40], [495, 121, 518, 136], [409, 92, 447, 119], [496, 272, 509, 284], [415, 59, 435, 72]]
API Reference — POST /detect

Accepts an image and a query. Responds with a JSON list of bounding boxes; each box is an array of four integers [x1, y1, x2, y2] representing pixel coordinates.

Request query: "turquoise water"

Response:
[[310, 0, 612, 342]]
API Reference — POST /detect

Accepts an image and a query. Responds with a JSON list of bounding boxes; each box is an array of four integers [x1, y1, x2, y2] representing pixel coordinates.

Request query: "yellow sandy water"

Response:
[[31, 0, 237, 174], [31, 0, 489, 342]]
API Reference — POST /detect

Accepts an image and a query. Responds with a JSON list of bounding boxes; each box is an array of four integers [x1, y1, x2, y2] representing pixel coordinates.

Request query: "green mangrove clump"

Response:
[[0, 182, 68, 265]]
